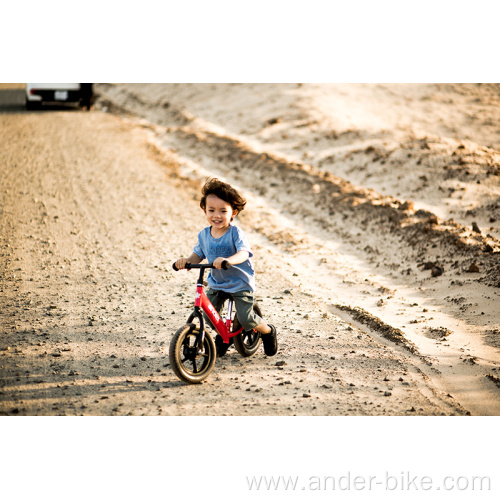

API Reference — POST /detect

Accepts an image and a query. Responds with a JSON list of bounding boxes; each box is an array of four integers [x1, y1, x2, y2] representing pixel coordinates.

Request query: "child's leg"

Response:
[[233, 291, 278, 356], [206, 289, 235, 356], [205, 289, 227, 328], [232, 291, 263, 331], [255, 322, 272, 334]]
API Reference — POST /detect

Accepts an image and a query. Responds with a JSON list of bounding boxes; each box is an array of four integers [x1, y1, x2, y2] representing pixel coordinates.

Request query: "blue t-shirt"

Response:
[[193, 224, 255, 293]]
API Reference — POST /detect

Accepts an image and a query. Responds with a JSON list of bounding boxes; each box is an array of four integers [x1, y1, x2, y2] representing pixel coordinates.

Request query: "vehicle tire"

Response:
[[233, 303, 262, 357], [25, 99, 40, 111], [169, 323, 216, 384]]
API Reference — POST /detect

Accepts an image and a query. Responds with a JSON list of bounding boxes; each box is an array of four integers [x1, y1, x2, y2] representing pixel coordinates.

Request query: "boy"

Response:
[[174, 178, 278, 356]]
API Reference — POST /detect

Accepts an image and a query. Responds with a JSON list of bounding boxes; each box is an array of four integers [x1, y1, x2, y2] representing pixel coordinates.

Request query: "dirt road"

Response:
[[1, 84, 499, 415]]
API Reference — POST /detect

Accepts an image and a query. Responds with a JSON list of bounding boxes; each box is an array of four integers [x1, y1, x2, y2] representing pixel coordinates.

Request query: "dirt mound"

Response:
[[95, 84, 500, 290]]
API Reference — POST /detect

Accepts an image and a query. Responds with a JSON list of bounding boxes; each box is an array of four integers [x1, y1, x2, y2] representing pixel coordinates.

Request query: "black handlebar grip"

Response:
[[221, 260, 231, 270], [172, 262, 179, 271]]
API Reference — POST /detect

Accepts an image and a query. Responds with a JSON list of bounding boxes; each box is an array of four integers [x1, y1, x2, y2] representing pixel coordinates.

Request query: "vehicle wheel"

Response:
[[233, 303, 262, 357], [169, 323, 216, 384], [25, 99, 40, 110]]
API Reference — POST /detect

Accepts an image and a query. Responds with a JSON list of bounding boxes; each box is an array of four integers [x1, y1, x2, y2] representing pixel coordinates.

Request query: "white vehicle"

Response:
[[25, 83, 93, 110]]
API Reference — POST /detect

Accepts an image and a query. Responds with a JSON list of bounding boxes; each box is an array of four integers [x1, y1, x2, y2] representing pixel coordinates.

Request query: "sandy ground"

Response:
[[1, 83, 499, 416]]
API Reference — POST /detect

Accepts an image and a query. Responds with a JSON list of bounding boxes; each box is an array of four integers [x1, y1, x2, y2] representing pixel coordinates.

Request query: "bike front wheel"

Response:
[[233, 303, 263, 357], [169, 323, 216, 384]]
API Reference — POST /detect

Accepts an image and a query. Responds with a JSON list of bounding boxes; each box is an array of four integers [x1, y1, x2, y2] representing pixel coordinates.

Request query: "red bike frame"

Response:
[[174, 262, 251, 346], [195, 284, 244, 343]]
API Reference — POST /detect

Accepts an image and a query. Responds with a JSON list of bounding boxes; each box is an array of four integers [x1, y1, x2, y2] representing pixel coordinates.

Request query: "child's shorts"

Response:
[[205, 288, 261, 331]]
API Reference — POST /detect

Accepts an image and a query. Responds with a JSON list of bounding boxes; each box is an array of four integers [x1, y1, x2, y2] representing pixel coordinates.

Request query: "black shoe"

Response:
[[262, 324, 278, 356], [215, 334, 232, 357]]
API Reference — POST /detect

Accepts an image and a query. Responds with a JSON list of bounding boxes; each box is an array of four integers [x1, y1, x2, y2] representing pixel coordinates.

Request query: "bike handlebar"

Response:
[[172, 260, 231, 272]]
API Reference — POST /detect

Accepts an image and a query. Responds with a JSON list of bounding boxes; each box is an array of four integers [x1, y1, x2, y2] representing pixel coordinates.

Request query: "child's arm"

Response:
[[175, 252, 203, 270], [213, 250, 249, 269]]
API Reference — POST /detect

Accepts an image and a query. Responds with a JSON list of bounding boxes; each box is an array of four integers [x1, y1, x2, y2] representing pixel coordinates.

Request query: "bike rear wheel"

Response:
[[169, 323, 216, 384], [233, 303, 262, 357]]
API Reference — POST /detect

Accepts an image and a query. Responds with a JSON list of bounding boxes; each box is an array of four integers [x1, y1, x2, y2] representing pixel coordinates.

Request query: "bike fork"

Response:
[[187, 307, 207, 354]]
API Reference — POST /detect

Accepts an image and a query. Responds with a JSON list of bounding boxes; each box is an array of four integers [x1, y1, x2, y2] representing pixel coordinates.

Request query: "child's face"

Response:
[[204, 194, 236, 232]]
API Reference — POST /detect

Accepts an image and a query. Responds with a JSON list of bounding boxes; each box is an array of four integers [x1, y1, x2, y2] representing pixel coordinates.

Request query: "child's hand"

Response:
[[175, 258, 188, 270], [213, 257, 226, 269]]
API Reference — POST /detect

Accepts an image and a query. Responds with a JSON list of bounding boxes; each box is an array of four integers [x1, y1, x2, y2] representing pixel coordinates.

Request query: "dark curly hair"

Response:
[[199, 178, 246, 214]]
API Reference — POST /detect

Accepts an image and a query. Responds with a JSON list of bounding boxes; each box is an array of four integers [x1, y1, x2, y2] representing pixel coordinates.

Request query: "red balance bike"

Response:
[[169, 261, 262, 384]]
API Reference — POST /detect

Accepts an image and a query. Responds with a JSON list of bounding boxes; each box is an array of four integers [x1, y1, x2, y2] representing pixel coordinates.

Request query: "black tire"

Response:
[[233, 303, 262, 357], [169, 323, 216, 384], [25, 99, 40, 111]]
